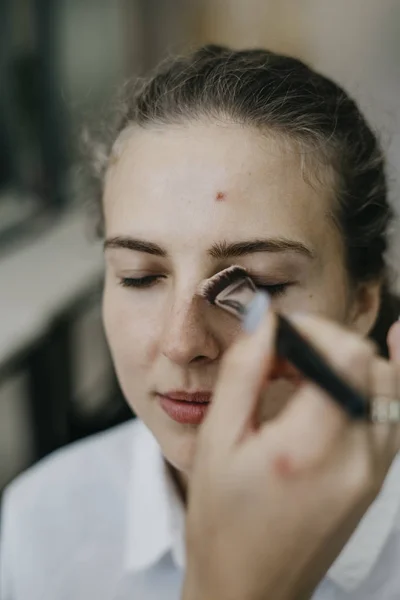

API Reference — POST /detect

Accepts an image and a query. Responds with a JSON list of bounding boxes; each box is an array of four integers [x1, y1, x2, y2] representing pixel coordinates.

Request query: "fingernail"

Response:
[[242, 291, 270, 333]]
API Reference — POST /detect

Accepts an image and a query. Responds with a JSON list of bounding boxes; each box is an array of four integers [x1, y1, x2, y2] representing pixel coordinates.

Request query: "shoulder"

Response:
[[0, 419, 142, 598], [1, 419, 141, 549], [2, 418, 138, 518]]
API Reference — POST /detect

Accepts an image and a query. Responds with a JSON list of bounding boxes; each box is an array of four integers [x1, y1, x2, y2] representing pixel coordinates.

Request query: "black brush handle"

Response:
[[276, 315, 368, 419]]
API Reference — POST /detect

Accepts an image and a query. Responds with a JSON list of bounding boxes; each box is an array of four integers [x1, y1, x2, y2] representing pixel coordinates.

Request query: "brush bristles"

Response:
[[198, 265, 250, 304]]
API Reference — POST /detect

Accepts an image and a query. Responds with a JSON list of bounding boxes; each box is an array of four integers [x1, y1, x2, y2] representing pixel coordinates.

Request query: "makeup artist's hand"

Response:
[[388, 319, 400, 362], [182, 303, 400, 600]]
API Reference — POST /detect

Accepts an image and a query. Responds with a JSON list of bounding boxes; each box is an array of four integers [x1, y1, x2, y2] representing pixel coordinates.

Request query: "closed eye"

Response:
[[252, 280, 293, 297], [119, 275, 292, 296], [119, 275, 165, 288]]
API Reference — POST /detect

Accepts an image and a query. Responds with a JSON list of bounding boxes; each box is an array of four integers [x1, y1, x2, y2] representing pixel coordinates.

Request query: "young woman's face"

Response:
[[102, 122, 354, 475]]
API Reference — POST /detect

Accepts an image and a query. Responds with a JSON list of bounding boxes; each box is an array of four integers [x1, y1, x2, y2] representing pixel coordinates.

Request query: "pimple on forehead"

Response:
[[215, 191, 226, 201]]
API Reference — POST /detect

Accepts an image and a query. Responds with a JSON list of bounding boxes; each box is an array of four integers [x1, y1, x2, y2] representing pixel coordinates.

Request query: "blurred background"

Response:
[[0, 0, 400, 493]]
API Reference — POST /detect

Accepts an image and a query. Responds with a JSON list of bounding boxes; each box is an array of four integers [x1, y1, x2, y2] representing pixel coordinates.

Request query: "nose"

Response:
[[160, 295, 220, 366]]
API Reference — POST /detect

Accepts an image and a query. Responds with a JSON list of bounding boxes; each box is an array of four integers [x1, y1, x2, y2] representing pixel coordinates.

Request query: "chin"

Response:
[[135, 405, 200, 475], [125, 391, 201, 475], [158, 421, 201, 475]]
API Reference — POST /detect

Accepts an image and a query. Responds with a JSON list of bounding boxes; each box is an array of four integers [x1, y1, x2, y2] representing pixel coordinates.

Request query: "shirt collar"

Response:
[[124, 419, 185, 574], [124, 420, 400, 591]]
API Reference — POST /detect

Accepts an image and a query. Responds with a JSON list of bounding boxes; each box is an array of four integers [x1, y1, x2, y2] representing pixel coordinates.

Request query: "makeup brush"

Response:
[[198, 265, 256, 318], [198, 266, 369, 419]]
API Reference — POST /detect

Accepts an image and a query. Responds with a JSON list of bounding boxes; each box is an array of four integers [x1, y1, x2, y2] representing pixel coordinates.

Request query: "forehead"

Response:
[[103, 122, 339, 253]]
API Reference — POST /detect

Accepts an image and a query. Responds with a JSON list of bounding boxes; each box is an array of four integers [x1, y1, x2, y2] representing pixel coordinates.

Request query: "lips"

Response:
[[161, 391, 212, 403], [157, 361, 303, 426], [157, 390, 212, 425]]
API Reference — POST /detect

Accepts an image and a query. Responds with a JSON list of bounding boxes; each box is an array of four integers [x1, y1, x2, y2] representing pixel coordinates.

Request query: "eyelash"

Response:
[[119, 275, 164, 288], [255, 282, 291, 297], [119, 276, 291, 297]]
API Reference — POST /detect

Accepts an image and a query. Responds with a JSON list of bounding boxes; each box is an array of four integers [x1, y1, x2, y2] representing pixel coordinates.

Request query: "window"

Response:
[[0, 0, 70, 249]]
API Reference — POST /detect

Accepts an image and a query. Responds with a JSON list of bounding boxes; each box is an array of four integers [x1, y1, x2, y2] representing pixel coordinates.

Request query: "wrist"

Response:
[[181, 565, 218, 600], [181, 562, 236, 600], [181, 565, 278, 600], [181, 567, 309, 600]]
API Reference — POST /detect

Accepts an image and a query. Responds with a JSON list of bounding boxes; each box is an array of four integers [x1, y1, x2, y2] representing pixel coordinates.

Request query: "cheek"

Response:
[[308, 267, 350, 321], [277, 271, 349, 322], [102, 283, 160, 370]]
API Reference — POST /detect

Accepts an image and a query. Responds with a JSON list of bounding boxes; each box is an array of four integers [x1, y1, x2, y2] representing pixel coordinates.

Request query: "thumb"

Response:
[[203, 292, 277, 446], [387, 319, 400, 363]]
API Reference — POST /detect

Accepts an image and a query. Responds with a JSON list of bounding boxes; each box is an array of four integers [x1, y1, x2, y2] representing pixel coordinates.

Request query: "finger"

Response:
[[385, 320, 400, 455], [369, 358, 400, 460], [387, 320, 400, 363], [203, 306, 277, 447], [262, 380, 350, 473], [371, 357, 396, 397], [260, 317, 374, 472], [288, 312, 375, 394]]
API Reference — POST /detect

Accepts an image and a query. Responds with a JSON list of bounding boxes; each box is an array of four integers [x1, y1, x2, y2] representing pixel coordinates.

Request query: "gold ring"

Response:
[[370, 396, 400, 423]]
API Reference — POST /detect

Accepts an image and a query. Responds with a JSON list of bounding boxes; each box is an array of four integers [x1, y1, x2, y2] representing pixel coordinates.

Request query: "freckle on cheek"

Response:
[[216, 191, 226, 201]]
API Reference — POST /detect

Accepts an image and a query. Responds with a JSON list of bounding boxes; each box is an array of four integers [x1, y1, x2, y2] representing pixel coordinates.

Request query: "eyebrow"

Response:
[[104, 236, 315, 259]]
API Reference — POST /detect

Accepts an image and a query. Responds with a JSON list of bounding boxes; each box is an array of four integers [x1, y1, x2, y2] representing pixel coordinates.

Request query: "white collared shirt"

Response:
[[1, 418, 400, 600]]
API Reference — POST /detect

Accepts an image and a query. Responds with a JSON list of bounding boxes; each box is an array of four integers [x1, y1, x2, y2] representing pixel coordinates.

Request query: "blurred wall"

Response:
[[57, 0, 128, 129], [197, 0, 400, 286], [199, 0, 400, 173]]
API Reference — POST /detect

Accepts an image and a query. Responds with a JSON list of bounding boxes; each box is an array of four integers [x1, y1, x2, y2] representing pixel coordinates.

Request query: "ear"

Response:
[[348, 280, 382, 336]]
